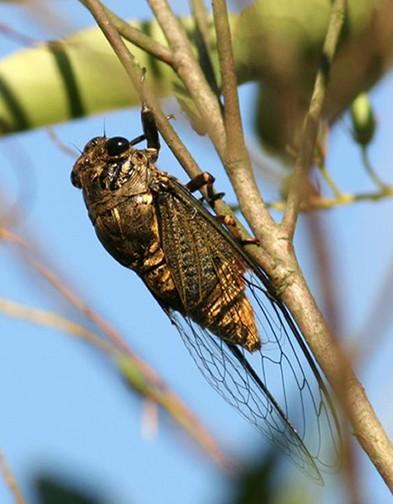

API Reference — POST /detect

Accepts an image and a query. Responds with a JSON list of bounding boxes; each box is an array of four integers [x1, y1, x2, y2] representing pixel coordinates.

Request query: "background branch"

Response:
[[104, 6, 174, 65], [283, 0, 347, 236], [0, 450, 26, 504], [212, 0, 275, 238], [147, 0, 226, 155]]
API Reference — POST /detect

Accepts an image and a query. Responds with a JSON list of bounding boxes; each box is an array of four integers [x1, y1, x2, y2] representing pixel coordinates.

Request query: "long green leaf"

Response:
[[0, 0, 391, 146]]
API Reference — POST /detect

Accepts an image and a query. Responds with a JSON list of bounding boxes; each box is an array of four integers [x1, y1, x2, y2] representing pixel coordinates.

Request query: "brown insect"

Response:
[[71, 105, 340, 483]]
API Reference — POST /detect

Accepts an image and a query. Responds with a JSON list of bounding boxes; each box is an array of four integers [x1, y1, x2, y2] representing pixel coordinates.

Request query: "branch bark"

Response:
[[147, 0, 226, 156], [283, 0, 347, 236]]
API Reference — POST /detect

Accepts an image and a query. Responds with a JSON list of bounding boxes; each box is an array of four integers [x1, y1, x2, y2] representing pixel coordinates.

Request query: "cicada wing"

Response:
[[155, 177, 341, 481], [155, 179, 241, 312], [169, 305, 331, 484]]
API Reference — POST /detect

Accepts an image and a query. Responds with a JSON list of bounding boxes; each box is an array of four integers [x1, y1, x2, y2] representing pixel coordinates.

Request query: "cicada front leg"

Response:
[[186, 173, 258, 245], [129, 102, 161, 162], [185, 172, 225, 206]]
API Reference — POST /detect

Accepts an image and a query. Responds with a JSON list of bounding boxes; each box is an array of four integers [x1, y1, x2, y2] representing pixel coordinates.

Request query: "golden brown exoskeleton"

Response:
[[72, 135, 259, 352]]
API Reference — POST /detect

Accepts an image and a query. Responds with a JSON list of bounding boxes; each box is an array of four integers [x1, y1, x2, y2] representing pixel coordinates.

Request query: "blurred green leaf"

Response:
[[228, 451, 277, 504], [34, 474, 107, 504], [225, 449, 312, 504]]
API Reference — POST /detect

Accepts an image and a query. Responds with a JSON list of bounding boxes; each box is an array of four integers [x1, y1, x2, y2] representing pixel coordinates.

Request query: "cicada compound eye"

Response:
[[70, 167, 82, 188], [105, 137, 129, 157]]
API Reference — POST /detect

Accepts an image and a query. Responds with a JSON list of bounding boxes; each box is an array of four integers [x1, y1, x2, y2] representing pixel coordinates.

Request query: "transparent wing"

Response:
[[156, 177, 341, 482], [166, 270, 341, 484]]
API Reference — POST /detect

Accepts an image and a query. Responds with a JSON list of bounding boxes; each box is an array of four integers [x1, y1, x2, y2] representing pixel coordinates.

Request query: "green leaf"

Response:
[[0, 19, 174, 134], [34, 474, 107, 504]]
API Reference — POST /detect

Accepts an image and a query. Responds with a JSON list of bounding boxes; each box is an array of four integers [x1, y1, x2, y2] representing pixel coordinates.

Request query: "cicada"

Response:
[[71, 105, 340, 483]]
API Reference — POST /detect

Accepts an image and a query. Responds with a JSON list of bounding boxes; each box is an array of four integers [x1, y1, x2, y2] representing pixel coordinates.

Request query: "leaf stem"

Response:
[[283, 0, 347, 237]]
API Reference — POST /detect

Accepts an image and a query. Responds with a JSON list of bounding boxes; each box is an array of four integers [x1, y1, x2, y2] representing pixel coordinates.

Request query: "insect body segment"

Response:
[[71, 108, 341, 483]]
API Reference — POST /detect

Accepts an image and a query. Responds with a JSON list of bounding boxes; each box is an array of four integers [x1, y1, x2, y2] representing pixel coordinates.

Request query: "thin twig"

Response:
[[282, 0, 347, 237], [147, 0, 226, 155], [0, 22, 37, 47], [267, 186, 393, 212], [191, 0, 211, 48], [80, 0, 143, 93], [47, 128, 79, 158], [355, 254, 393, 364], [0, 450, 26, 504], [319, 163, 343, 197], [361, 147, 387, 189], [212, 0, 242, 151], [104, 6, 174, 65], [0, 298, 113, 355], [191, 0, 220, 98], [212, 0, 274, 237]]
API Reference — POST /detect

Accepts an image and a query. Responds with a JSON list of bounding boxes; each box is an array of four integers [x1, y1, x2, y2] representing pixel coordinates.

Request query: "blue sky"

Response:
[[1, 2, 392, 504]]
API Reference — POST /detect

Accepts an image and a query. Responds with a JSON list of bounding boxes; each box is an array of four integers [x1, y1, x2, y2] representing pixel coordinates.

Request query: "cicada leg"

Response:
[[129, 102, 161, 162], [141, 102, 160, 154], [185, 172, 225, 205], [130, 133, 146, 147], [186, 173, 258, 245], [215, 214, 259, 245]]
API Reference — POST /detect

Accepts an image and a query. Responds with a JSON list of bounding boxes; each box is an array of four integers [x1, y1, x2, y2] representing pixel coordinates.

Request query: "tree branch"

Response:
[[267, 186, 393, 212], [277, 257, 393, 489], [282, 0, 347, 237], [212, 0, 393, 489], [0, 450, 26, 504], [212, 0, 275, 240], [104, 6, 174, 65], [147, 0, 226, 156]]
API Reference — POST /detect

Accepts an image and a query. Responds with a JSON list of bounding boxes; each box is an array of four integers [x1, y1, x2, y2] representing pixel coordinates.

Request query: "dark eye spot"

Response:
[[71, 168, 81, 188], [83, 136, 103, 152], [106, 137, 129, 156]]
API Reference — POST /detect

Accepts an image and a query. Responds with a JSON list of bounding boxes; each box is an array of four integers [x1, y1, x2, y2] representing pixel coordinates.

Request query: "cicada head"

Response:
[[71, 136, 156, 195]]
